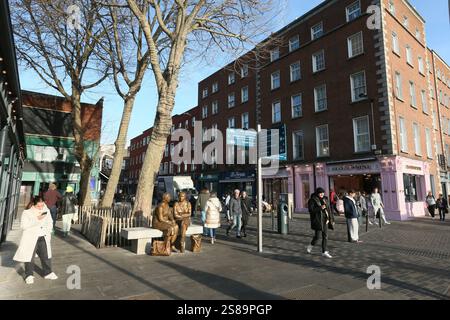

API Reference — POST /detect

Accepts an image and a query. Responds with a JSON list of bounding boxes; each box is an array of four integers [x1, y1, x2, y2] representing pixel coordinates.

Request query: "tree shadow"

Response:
[[157, 260, 284, 300]]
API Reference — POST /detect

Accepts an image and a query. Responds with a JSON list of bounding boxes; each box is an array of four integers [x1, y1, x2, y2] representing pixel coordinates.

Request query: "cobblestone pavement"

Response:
[[0, 211, 449, 300]]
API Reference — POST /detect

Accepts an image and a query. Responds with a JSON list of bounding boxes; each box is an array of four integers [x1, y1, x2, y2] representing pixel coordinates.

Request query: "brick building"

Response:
[[129, 0, 450, 220]]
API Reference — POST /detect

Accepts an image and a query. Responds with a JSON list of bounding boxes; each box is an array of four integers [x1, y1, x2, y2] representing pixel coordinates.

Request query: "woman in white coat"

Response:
[[204, 192, 222, 244], [13, 196, 58, 284]]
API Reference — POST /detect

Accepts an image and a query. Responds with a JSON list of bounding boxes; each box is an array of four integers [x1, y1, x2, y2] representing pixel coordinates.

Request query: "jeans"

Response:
[[62, 214, 74, 233], [227, 214, 242, 236], [49, 206, 58, 229], [241, 214, 249, 235], [438, 208, 446, 221], [209, 228, 216, 238], [347, 218, 359, 241], [311, 229, 328, 253], [428, 205, 436, 218], [25, 236, 52, 277], [201, 211, 209, 236]]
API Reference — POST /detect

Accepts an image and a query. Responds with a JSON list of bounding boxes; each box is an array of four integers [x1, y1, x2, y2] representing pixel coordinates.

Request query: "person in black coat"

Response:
[[307, 188, 335, 258], [436, 194, 448, 221], [240, 191, 252, 237], [344, 190, 362, 243]]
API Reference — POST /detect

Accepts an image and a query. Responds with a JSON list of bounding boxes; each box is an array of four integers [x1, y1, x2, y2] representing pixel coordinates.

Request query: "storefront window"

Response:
[[403, 174, 418, 202]]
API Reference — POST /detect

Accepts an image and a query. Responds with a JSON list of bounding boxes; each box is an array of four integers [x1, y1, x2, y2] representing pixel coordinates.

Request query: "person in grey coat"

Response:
[[226, 189, 243, 238], [355, 191, 368, 226]]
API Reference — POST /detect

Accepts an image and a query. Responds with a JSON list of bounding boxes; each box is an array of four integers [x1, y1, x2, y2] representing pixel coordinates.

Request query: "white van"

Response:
[[156, 176, 198, 202]]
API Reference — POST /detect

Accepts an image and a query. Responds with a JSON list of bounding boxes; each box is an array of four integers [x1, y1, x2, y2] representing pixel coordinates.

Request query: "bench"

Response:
[[121, 224, 203, 255]]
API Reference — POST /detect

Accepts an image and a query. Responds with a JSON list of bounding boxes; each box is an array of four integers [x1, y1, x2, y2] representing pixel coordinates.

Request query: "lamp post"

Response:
[[360, 94, 377, 152]]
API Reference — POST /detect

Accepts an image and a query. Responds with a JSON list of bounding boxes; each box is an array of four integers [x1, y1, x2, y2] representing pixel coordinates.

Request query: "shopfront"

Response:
[[198, 173, 219, 195], [219, 170, 255, 198], [293, 165, 315, 213], [262, 167, 293, 210]]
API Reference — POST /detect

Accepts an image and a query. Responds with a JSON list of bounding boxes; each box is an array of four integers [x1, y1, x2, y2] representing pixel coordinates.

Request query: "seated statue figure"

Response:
[[152, 193, 179, 252], [173, 191, 192, 253]]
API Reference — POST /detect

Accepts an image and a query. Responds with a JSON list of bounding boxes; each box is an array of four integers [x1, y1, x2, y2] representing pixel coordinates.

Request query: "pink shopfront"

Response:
[[292, 156, 431, 221]]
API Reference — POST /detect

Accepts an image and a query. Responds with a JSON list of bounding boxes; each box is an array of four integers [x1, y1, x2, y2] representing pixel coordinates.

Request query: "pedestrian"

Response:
[[307, 188, 334, 258], [240, 191, 252, 237], [355, 191, 367, 226], [60, 186, 78, 237], [13, 196, 58, 284], [226, 189, 243, 238], [344, 190, 362, 243], [370, 187, 391, 225], [196, 188, 210, 237], [436, 193, 447, 221], [330, 189, 338, 216], [425, 191, 437, 219], [225, 192, 231, 222], [336, 193, 345, 216], [205, 192, 222, 244], [43, 183, 62, 232]]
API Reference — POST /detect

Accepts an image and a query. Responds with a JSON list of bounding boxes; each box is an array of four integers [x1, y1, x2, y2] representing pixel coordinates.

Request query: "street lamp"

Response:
[[359, 93, 377, 152]]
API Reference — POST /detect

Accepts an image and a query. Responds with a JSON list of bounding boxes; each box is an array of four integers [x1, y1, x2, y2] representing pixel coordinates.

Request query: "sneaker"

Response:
[[44, 272, 58, 280], [368, 221, 373, 225], [211, 238, 215, 244], [25, 276, 34, 284], [322, 251, 332, 259], [306, 245, 313, 254], [236, 235, 242, 239], [385, 221, 391, 225]]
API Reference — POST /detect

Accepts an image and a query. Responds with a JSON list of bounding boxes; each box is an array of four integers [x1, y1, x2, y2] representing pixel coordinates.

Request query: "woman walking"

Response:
[[60, 186, 78, 237], [205, 192, 222, 244], [425, 191, 436, 220], [436, 194, 448, 221], [240, 191, 252, 237], [307, 188, 334, 258], [13, 196, 58, 284]]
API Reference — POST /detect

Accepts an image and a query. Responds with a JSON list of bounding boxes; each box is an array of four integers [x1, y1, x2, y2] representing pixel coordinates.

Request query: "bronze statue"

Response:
[[173, 191, 192, 253], [152, 193, 179, 252]]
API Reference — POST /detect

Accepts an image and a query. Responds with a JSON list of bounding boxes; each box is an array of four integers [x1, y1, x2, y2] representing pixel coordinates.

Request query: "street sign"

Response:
[[259, 124, 287, 161]]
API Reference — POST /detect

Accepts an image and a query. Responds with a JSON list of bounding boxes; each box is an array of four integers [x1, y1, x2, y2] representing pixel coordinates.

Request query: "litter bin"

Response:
[[277, 201, 289, 234]]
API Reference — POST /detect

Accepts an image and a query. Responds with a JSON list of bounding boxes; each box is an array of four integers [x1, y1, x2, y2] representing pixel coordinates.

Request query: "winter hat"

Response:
[[316, 187, 325, 194], [66, 186, 74, 193]]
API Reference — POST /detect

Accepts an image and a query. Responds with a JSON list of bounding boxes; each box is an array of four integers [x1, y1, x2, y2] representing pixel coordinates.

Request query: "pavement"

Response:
[[0, 210, 449, 300]]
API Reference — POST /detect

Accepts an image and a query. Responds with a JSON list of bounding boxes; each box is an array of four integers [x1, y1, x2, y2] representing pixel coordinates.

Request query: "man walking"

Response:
[[43, 183, 62, 232], [227, 189, 243, 238], [240, 191, 252, 237], [370, 188, 390, 225], [344, 190, 362, 243]]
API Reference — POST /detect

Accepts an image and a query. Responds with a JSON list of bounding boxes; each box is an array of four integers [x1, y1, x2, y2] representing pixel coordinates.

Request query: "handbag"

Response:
[[190, 235, 202, 253], [151, 240, 171, 256], [328, 222, 335, 230]]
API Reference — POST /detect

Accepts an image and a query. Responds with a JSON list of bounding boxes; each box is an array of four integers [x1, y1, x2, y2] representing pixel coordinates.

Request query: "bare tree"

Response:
[[120, 0, 279, 219], [11, 0, 109, 205]]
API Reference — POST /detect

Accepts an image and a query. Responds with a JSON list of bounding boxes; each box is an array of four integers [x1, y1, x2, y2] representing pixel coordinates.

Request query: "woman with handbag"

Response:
[[307, 188, 335, 259], [60, 186, 78, 237], [204, 192, 222, 244]]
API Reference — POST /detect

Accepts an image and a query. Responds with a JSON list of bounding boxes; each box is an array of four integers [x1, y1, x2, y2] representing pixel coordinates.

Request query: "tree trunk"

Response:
[[101, 96, 135, 207], [132, 95, 174, 220]]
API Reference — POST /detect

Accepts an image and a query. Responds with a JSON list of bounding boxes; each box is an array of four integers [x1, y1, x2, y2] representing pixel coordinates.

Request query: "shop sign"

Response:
[[327, 162, 380, 175], [405, 165, 422, 172], [221, 171, 256, 181]]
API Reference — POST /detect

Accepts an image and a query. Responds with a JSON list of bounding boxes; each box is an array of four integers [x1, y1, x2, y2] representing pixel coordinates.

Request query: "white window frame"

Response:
[[271, 70, 281, 90], [202, 88, 208, 98], [392, 32, 400, 55], [389, 0, 396, 15], [409, 81, 417, 107], [291, 93, 302, 118], [228, 93, 235, 108], [316, 125, 329, 157], [241, 113, 249, 129], [395, 72, 403, 99], [353, 116, 371, 153], [312, 50, 325, 73], [418, 56, 424, 74], [191, 117, 196, 127], [290, 62, 301, 82], [202, 105, 208, 119], [228, 72, 235, 85], [314, 84, 327, 112], [212, 100, 219, 114], [350, 70, 367, 102], [272, 101, 281, 124], [347, 31, 364, 58], [241, 86, 249, 103], [270, 48, 280, 62], [289, 35, 300, 52], [228, 117, 235, 129], [399, 117, 408, 152], [292, 130, 304, 160], [311, 22, 323, 40], [413, 122, 421, 155], [241, 64, 249, 78], [406, 45, 413, 66], [212, 82, 219, 93], [421, 90, 428, 113], [425, 128, 433, 159], [346, 0, 361, 22]]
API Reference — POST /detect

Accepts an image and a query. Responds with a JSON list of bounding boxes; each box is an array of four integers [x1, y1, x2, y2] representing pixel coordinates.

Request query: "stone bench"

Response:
[[121, 224, 203, 255]]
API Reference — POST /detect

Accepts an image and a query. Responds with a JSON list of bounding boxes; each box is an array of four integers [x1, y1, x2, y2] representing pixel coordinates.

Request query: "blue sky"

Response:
[[18, 0, 450, 146]]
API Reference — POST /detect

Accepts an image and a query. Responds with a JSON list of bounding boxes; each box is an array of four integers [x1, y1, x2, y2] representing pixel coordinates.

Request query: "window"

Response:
[[392, 32, 399, 54], [406, 46, 413, 66], [389, 0, 395, 15], [403, 16, 409, 28], [272, 101, 281, 123], [202, 105, 208, 119], [271, 71, 280, 90], [316, 125, 329, 157], [314, 85, 327, 112], [170, 143, 175, 156], [346, 1, 361, 22], [421, 90, 428, 113], [212, 82, 219, 93], [413, 123, 421, 155], [312, 50, 325, 72], [350, 71, 367, 102], [289, 35, 300, 52], [228, 73, 235, 85], [347, 32, 364, 58], [212, 101, 219, 114], [241, 64, 248, 78], [311, 22, 323, 40], [270, 48, 280, 62], [425, 128, 433, 158], [164, 145, 169, 157], [290, 62, 301, 82], [291, 94, 302, 118], [418, 57, 424, 74], [202, 88, 208, 98], [353, 116, 370, 152], [415, 28, 421, 40], [395, 72, 403, 99], [439, 90, 443, 104], [211, 123, 218, 140], [242, 113, 249, 129], [409, 81, 417, 107], [403, 174, 418, 202], [292, 131, 304, 160], [191, 117, 196, 127], [228, 117, 235, 128], [185, 120, 189, 128], [399, 117, 408, 152], [169, 162, 174, 174], [202, 127, 208, 142], [228, 93, 235, 108], [241, 86, 249, 103]]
